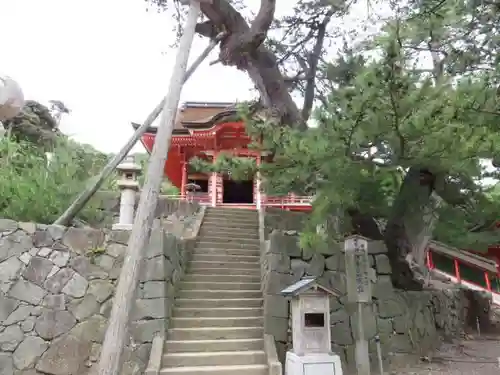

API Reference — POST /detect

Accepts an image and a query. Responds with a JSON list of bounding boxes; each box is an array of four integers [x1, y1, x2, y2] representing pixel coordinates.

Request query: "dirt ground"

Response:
[[388, 334, 500, 375], [388, 307, 500, 375]]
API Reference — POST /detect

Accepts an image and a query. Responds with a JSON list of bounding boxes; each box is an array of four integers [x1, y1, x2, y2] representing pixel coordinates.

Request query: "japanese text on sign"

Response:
[[345, 236, 372, 303]]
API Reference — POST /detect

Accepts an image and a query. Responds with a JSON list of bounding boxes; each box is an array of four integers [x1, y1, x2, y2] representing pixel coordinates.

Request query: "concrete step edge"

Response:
[[190, 257, 260, 269], [175, 298, 263, 302], [179, 290, 262, 293], [173, 307, 262, 312], [196, 241, 260, 245], [191, 251, 260, 255], [168, 326, 263, 332], [202, 221, 258, 226], [172, 316, 262, 321], [163, 350, 265, 358], [165, 338, 264, 345], [160, 364, 267, 373], [180, 281, 261, 285], [195, 244, 260, 249], [199, 235, 259, 240], [184, 275, 261, 280], [186, 268, 260, 272], [190, 255, 260, 260]]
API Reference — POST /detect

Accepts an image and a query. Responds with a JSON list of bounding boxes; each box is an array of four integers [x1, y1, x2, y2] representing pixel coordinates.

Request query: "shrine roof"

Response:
[[131, 101, 245, 135]]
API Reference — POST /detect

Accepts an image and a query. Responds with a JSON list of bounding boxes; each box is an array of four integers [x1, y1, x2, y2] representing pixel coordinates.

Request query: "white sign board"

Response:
[[345, 236, 371, 303]]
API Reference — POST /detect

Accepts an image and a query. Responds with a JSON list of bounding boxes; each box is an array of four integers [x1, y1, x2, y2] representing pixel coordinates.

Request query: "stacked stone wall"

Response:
[[0, 212, 201, 375], [260, 208, 489, 372], [90, 191, 200, 229]]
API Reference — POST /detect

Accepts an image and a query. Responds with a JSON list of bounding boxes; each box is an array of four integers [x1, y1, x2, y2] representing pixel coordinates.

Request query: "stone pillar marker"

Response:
[[112, 156, 141, 230], [344, 235, 371, 375]]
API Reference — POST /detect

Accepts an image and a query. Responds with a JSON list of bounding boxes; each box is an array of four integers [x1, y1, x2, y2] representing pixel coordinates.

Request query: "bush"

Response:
[[0, 137, 113, 224]]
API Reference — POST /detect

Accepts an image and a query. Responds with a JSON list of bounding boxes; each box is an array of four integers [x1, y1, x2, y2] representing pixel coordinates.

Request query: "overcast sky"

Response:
[[0, 0, 375, 153]]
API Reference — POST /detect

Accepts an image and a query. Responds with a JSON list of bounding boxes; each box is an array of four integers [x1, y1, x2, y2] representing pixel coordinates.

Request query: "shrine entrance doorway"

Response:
[[223, 179, 254, 204]]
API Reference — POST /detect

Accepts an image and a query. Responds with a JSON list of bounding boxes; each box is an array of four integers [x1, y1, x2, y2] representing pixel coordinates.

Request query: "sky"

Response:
[[0, 0, 259, 153], [0, 0, 377, 154]]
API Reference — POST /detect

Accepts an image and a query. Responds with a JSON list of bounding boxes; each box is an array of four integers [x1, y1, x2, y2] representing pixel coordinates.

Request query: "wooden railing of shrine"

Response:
[[427, 240, 500, 305], [163, 194, 314, 207], [262, 195, 314, 206]]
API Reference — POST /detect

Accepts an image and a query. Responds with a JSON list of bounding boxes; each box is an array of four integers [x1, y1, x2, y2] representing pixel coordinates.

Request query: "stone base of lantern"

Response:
[[112, 223, 133, 231], [285, 351, 343, 375]]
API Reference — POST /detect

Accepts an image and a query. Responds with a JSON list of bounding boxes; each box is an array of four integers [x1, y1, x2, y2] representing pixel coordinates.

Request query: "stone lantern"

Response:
[[281, 277, 344, 375], [113, 156, 142, 230], [0, 75, 24, 122]]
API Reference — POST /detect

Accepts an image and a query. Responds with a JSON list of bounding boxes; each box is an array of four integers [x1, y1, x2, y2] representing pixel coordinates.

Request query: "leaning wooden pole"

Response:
[[53, 27, 223, 227], [96, 2, 202, 375]]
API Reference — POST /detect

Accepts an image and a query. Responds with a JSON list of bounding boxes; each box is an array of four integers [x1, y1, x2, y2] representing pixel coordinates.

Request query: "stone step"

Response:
[[173, 307, 263, 318], [189, 260, 260, 270], [191, 254, 260, 263], [192, 248, 260, 256], [205, 209, 258, 218], [178, 290, 262, 299], [175, 298, 263, 308], [198, 229, 260, 238], [186, 268, 260, 276], [198, 236, 260, 245], [164, 338, 264, 353], [202, 221, 258, 228], [182, 274, 261, 283], [159, 364, 267, 375], [163, 350, 266, 367], [179, 281, 261, 291], [170, 316, 263, 328], [201, 220, 258, 229], [168, 326, 264, 340], [206, 208, 257, 215], [196, 242, 260, 250]]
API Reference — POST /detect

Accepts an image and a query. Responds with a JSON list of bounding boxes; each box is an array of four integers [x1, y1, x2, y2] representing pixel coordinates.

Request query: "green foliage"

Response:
[[0, 136, 111, 224], [243, 5, 500, 251], [190, 153, 257, 181], [134, 152, 179, 195]]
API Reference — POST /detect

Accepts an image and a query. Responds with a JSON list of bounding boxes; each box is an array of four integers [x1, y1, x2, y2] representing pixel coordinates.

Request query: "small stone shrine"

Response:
[[281, 277, 344, 375]]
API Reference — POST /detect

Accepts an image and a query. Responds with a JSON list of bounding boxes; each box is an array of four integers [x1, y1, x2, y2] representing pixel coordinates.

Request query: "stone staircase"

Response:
[[161, 207, 267, 375]]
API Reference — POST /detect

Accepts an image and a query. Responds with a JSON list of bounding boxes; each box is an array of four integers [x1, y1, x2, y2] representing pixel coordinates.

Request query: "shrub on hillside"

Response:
[[0, 137, 113, 224]]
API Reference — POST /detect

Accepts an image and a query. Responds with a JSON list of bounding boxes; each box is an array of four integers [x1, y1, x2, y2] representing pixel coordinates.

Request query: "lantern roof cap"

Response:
[[117, 156, 141, 173]]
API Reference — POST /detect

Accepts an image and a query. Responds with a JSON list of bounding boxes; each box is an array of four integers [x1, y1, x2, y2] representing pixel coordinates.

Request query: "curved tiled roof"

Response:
[[131, 101, 246, 134]]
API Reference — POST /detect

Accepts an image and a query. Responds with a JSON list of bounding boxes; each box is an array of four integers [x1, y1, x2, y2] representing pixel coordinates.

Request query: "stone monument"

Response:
[[281, 277, 344, 375]]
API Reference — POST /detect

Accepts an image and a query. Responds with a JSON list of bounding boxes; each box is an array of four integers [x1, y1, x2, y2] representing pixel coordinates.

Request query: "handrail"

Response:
[[429, 240, 498, 274], [160, 194, 314, 206]]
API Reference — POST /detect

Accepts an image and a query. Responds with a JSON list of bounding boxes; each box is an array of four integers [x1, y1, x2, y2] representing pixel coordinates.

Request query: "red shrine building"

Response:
[[133, 101, 500, 304], [132, 101, 313, 211]]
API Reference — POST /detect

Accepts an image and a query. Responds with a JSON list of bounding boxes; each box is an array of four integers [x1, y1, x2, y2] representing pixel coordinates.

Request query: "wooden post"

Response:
[[345, 235, 371, 375], [96, 2, 202, 374], [181, 162, 188, 198], [53, 28, 223, 226], [485, 271, 492, 291], [454, 259, 461, 282]]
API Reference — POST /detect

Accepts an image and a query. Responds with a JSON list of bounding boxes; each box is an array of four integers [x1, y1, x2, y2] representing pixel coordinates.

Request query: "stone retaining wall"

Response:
[[90, 191, 200, 229], [259, 209, 490, 372], [0, 212, 201, 375]]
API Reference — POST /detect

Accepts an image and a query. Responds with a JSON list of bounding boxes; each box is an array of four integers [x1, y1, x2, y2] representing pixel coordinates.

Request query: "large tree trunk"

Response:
[[383, 167, 439, 290], [194, 1, 443, 291], [195, 0, 305, 129]]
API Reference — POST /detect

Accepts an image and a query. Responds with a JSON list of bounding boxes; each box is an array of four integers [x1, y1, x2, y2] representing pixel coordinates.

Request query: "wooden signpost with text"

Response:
[[345, 235, 371, 375]]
